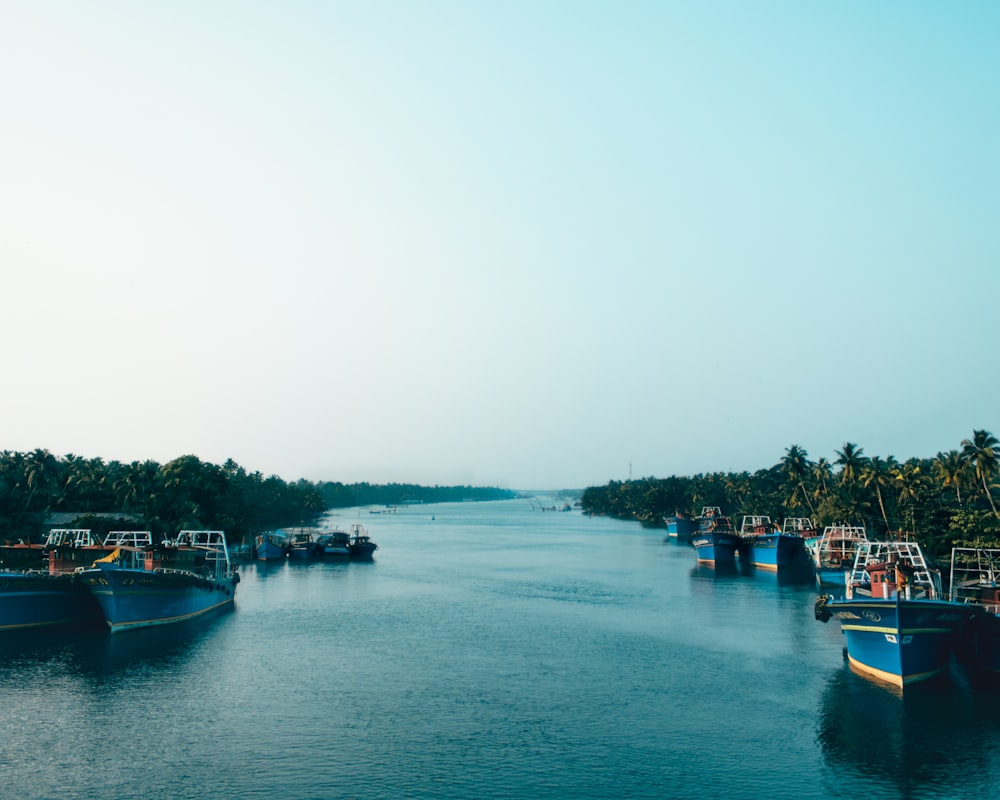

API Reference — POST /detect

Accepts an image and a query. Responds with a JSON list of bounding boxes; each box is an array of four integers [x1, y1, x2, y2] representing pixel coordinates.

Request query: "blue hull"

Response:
[[81, 565, 237, 633], [825, 597, 971, 687], [966, 611, 1000, 675], [665, 517, 699, 539], [749, 533, 807, 571], [256, 541, 286, 561], [691, 532, 740, 565], [0, 572, 103, 631]]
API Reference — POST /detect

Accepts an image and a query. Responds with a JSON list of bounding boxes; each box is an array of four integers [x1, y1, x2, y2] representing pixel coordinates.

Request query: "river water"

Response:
[[2, 499, 999, 800]]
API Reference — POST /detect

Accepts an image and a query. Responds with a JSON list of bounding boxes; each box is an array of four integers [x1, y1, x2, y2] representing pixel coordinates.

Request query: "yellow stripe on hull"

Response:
[[847, 654, 948, 688]]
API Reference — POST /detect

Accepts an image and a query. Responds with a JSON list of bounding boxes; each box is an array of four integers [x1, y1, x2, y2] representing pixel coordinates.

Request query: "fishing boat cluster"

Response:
[[0, 524, 378, 636], [666, 507, 1000, 692]]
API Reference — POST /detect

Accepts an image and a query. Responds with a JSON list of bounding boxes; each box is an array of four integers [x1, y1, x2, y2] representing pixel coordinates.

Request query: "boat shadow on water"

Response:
[[0, 610, 234, 675], [818, 665, 1000, 795]]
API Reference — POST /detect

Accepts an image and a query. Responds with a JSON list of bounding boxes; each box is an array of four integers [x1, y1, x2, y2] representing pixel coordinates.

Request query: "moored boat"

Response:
[[948, 547, 1000, 675], [316, 529, 351, 559], [815, 540, 973, 689], [690, 507, 740, 566], [0, 529, 140, 633], [812, 524, 869, 588], [286, 528, 323, 560], [255, 530, 290, 561], [79, 530, 239, 634], [664, 512, 698, 540], [348, 524, 378, 560], [742, 515, 808, 571]]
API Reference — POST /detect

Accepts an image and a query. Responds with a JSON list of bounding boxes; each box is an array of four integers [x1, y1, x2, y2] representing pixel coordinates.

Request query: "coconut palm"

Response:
[[934, 450, 969, 504], [835, 443, 866, 485], [781, 444, 816, 515], [960, 429, 1000, 516], [861, 455, 896, 535]]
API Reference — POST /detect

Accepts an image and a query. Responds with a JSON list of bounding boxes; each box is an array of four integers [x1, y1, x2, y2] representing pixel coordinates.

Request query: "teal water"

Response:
[[2, 499, 999, 800]]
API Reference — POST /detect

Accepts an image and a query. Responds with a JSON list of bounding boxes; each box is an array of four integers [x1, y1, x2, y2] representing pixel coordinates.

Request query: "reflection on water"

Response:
[[818, 666, 1000, 798]]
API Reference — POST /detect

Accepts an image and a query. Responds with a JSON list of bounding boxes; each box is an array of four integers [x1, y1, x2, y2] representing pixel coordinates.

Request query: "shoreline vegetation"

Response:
[[0, 450, 516, 546], [580, 430, 1000, 560]]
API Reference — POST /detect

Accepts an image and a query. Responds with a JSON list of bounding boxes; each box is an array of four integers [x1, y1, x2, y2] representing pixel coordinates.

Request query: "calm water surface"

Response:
[[2, 499, 999, 800]]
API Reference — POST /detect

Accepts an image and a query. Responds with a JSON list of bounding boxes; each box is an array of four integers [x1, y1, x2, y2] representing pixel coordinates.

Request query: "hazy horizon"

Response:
[[3, 2, 997, 490]]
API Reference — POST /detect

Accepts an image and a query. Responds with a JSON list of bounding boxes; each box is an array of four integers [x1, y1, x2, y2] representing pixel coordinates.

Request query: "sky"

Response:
[[2, 1, 998, 490]]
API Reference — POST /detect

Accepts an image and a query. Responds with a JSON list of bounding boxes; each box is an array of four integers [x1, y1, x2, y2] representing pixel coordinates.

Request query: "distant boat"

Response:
[[348, 524, 378, 560], [286, 529, 323, 560], [79, 530, 239, 634], [690, 507, 740, 565], [316, 529, 351, 559], [815, 540, 973, 689], [255, 531, 290, 561], [664, 513, 698, 540]]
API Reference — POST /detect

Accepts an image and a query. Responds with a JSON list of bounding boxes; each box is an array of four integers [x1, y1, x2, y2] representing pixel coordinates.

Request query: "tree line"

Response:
[[580, 430, 1000, 559], [0, 449, 516, 545]]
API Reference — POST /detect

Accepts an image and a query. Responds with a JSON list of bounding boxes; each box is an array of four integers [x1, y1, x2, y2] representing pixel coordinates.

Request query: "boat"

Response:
[[79, 530, 239, 634], [664, 512, 699, 540], [286, 528, 323, 560], [255, 530, 290, 561], [0, 529, 144, 633], [948, 547, 1000, 675], [348, 524, 378, 560], [742, 515, 809, 571], [812, 524, 869, 588], [315, 529, 351, 559], [690, 507, 741, 565], [815, 540, 974, 688]]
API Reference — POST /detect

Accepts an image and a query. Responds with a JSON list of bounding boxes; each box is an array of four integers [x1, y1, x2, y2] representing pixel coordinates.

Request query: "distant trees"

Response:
[[581, 429, 1000, 558]]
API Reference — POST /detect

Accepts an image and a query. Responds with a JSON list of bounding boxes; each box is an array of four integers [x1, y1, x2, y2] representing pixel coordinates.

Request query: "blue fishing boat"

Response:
[[664, 512, 698, 540], [348, 524, 378, 560], [287, 528, 323, 560], [255, 530, 290, 561], [948, 547, 1000, 675], [0, 529, 133, 632], [690, 507, 740, 566], [80, 530, 239, 634], [815, 540, 973, 689], [316, 529, 351, 559], [742, 515, 808, 571], [811, 524, 869, 588]]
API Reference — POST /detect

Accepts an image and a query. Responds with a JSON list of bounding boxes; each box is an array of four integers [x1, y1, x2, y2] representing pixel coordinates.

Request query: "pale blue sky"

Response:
[[2, 1, 997, 489]]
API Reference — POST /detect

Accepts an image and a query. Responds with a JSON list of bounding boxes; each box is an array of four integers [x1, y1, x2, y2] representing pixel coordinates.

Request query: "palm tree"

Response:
[[933, 450, 969, 504], [961, 430, 1000, 516], [892, 460, 927, 535], [860, 455, 896, 535], [781, 445, 816, 515], [22, 448, 59, 514], [835, 443, 866, 485]]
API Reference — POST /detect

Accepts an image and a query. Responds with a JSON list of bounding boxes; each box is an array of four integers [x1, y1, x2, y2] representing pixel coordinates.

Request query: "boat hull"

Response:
[[966, 611, 1000, 674], [0, 572, 104, 631], [256, 541, 287, 561], [824, 597, 971, 687], [665, 517, 699, 540], [81, 565, 238, 633], [749, 533, 807, 571], [691, 532, 740, 565]]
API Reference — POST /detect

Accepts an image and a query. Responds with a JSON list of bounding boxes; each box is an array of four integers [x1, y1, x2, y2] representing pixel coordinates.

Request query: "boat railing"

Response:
[[103, 531, 153, 548], [175, 530, 233, 577], [847, 541, 941, 599], [948, 547, 1000, 608], [44, 529, 97, 548], [739, 515, 773, 536]]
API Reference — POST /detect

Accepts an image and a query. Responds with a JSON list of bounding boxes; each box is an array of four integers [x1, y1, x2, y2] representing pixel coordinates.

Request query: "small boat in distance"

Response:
[[287, 529, 323, 560], [664, 512, 698, 540], [348, 524, 378, 560], [255, 530, 290, 561], [815, 540, 973, 689], [690, 507, 740, 566], [316, 529, 351, 559], [80, 530, 239, 634]]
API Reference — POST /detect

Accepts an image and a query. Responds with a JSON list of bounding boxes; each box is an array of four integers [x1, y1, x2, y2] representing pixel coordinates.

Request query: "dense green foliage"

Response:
[[0, 450, 518, 545], [317, 481, 516, 508], [580, 431, 1000, 559]]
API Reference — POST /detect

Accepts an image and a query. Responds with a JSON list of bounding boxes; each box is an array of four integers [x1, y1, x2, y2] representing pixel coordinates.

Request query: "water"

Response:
[[2, 499, 999, 800]]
